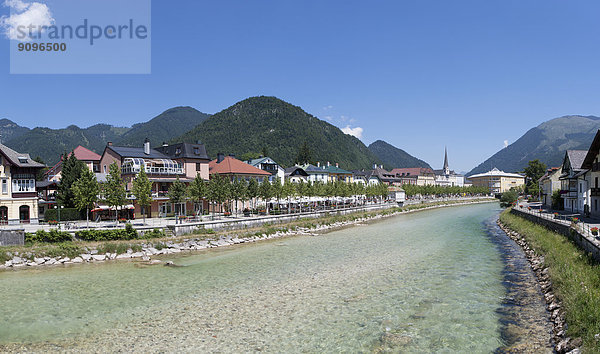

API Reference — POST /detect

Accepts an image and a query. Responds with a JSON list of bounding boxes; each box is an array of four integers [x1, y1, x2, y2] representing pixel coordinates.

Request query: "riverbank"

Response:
[[499, 209, 600, 353], [0, 198, 496, 271]]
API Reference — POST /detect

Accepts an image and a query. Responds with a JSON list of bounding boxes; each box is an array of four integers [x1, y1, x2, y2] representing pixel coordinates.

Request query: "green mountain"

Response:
[[115, 106, 209, 147], [0, 119, 30, 144], [4, 124, 125, 165], [468, 115, 600, 176], [174, 96, 381, 169], [3, 107, 210, 165], [368, 140, 431, 169]]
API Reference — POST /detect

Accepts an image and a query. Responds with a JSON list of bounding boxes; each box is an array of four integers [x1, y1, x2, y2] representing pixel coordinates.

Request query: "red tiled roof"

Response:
[[72, 145, 101, 161], [209, 156, 271, 176], [390, 167, 435, 176]]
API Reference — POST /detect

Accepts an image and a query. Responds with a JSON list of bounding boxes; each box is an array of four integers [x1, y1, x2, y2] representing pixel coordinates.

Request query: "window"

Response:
[[596, 177, 598, 188], [196, 163, 201, 171], [103, 165, 107, 173], [1, 179, 6, 194], [175, 148, 181, 155], [194, 147, 200, 155], [12, 179, 35, 192]]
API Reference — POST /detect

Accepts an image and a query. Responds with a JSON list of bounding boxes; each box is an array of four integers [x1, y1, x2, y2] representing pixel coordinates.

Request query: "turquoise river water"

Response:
[[0, 203, 552, 352]]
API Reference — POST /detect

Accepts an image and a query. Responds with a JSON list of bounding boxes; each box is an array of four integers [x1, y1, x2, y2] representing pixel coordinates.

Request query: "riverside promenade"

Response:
[[1, 196, 493, 236], [511, 204, 600, 262]]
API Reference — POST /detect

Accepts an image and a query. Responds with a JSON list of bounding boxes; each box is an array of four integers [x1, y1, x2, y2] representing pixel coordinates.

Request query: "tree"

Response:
[[58, 151, 86, 208], [246, 178, 259, 211], [168, 176, 187, 223], [231, 178, 247, 216], [296, 141, 312, 165], [73, 167, 99, 228], [500, 190, 518, 208], [272, 176, 283, 211], [208, 174, 230, 218], [188, 175, 208, 218], [523, 159, 547, 196], [258, 179, 273, 214], [132, 166, 152, 224], [282, 179, 296, 213], [240, 152, 261, 162], [551, 190, 563, 210], [104, 162, 127, 223]]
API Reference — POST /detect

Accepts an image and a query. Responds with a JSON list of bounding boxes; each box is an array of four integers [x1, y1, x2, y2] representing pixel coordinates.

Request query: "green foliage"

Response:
[[73, 167, 100, 213], [76, 226, 139, 241], [45, 242, 84, 259], [142, 228, 165, 239], [368, 140, 431, 169], [173, 96, 381, 169], [44, 208, 81, 221], [401, 184, 489, 197], [500, 190, 518, 207], [500, 211, 600, 350], [115, 107, 209, 148], [551, 190, 564, 210], [523, 159, 546, 196], [295, 141, 312, 165], [207, 174, 230, 212], [26, 229, 73, 243], [58, 151, 87, 208], [168, 176, 187, 216], [104, 162, 127, 219], [132, 166, 152, 216]]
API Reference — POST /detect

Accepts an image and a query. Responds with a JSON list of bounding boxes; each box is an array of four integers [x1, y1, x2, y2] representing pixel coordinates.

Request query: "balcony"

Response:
[[560, 189, 578, 198], [121, 158, 184, 176]]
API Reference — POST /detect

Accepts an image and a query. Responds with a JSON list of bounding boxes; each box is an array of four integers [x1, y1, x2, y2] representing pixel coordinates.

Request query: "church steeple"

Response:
[[443, 147, 450, 175]]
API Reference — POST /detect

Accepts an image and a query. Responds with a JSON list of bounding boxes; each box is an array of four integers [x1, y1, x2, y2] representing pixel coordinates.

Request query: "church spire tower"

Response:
[[443, 147, 450, 176]]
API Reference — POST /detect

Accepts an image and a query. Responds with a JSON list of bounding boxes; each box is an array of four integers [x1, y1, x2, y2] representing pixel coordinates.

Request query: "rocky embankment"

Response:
[[497, 219, 581, 354]]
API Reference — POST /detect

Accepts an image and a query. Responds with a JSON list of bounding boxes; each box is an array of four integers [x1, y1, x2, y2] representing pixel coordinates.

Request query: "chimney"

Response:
[[217, 153, 225, 163], [317, 162, 320, 167], [380, 164, 383, 169], [162, 142, 168, 147], [327, 161, 330, 167], [373, 163, 377, 169], [143, 138, 150, 155], [335, 163, 339, 168], [107, 142, 113, 147]]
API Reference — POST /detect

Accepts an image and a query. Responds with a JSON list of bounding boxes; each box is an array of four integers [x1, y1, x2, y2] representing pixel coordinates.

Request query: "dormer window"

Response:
[[194, 147, 200, 155], [18, 157, 28, 163], [175, 148, 182, 155]]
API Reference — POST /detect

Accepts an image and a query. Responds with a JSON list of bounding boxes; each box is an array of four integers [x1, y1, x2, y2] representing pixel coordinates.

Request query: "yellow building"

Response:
[[0, 144, 46, 224], [468, 168, 525, 194]]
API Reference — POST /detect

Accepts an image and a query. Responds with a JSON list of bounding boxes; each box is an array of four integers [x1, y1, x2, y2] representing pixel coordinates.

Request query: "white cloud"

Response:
[[322, 105, 333, 111], [503, 140, 509, 148], [0, 0, 54, 41], [341, 125, 363, 139], [324, 115, 333, 121]]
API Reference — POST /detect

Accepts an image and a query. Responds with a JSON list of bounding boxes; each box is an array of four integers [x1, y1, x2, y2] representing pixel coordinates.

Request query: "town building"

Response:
[[0, 144, 45, 224], [209, 153, 271, 182], [99, 140, 210, 218], [581, 130, 600, 216], [44, 145, 101, 182], [559, 150, 588, 213], [538, 167, 561, 208], [298, 163, 329, 184], [322, 162, 353, 183], [246, 156, 285, 185], [372, 165, 407, 186], [390, 167, 436, 186], [351, 169, 380, 186], [433, 148, 465, 187], [467, 168, 525, 194], [284, 166, 309, 183]]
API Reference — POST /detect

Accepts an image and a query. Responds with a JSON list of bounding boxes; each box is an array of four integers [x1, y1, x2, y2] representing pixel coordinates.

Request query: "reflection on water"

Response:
[[0, 203, 550, 352]]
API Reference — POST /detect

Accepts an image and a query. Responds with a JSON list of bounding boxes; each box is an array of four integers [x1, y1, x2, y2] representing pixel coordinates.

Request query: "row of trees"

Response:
[[402, 184, 489, 197]]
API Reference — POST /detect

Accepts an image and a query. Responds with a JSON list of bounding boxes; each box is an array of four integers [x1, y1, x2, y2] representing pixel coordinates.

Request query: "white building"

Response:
[[246, 157, 285, 185], [434, 148, 465, 187]]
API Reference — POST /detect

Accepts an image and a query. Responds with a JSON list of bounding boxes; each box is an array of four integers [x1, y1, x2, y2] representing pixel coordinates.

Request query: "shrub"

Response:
[[76, 227, 140, 241], [141, 228, 165, 239], [26, 229, 73, 243], [45, 242, 84, 259], [44, 208, 82, 221]]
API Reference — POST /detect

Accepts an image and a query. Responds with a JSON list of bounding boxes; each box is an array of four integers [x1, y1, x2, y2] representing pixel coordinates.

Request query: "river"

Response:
[[0, 203, 552, 352]]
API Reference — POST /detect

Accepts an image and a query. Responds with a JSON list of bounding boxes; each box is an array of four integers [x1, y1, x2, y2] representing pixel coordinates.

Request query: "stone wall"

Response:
[[0, 229, 24, 246], [510, 208, 600, 262]]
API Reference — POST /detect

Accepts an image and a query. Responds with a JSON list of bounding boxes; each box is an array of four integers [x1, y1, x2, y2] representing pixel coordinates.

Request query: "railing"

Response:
[[515, 205, 600, 244]]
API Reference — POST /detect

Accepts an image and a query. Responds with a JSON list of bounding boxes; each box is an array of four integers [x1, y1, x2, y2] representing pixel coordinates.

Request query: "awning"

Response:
[[91, 204, 135, 212]]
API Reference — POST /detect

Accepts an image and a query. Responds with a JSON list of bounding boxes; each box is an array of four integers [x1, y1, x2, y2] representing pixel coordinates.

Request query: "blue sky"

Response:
[[2, 1, 600, 172]]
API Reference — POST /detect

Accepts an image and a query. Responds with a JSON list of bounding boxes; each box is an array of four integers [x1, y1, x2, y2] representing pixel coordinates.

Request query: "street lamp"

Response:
[[55, 204, 64, 223]]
